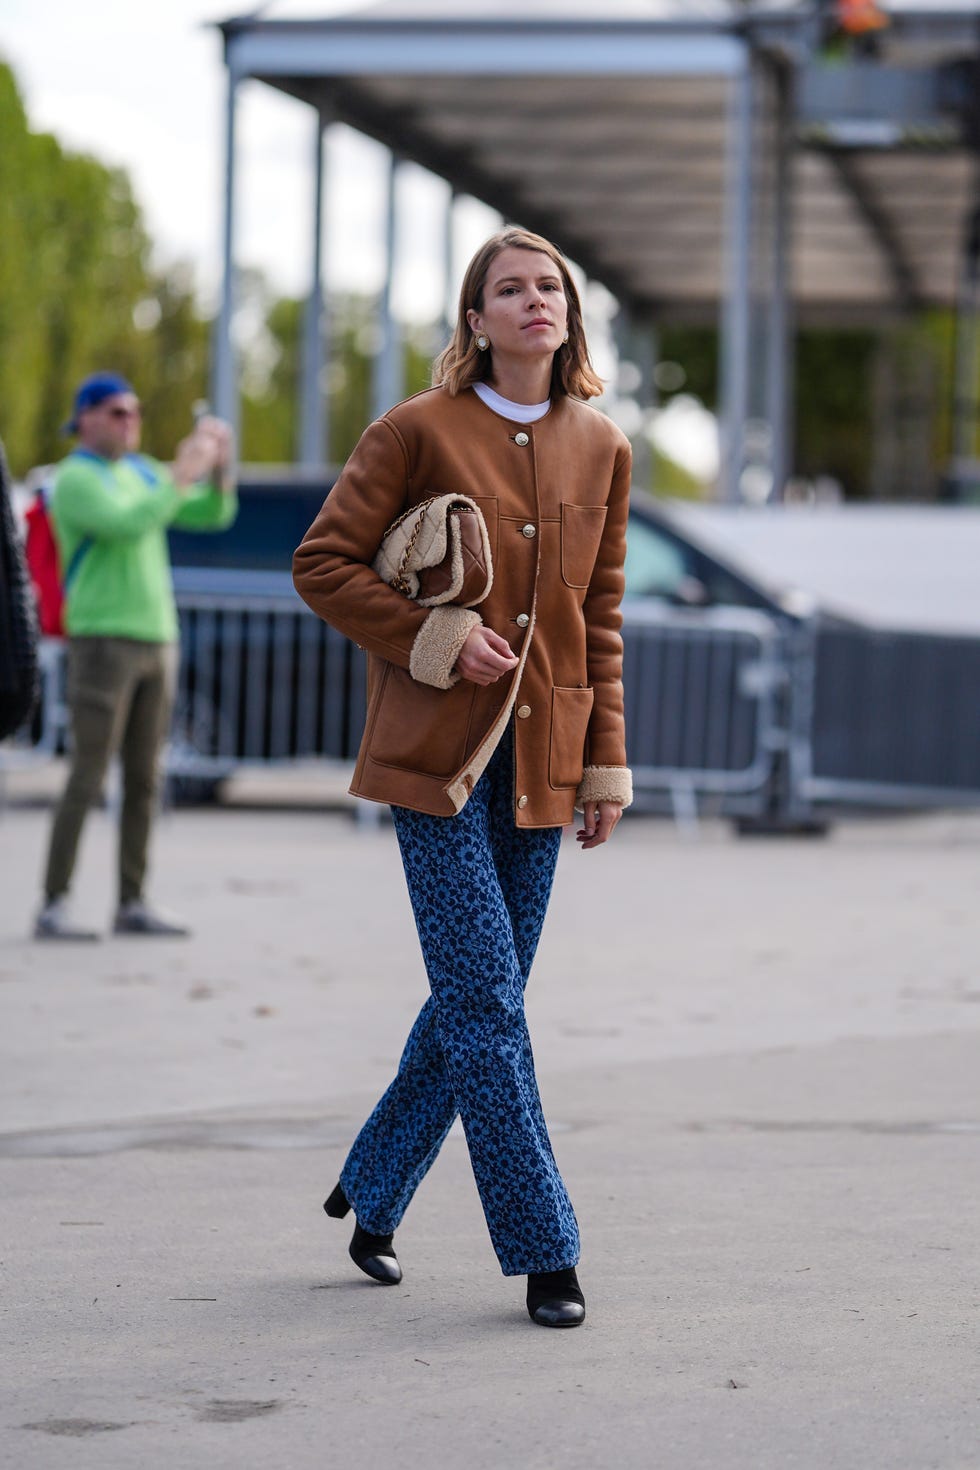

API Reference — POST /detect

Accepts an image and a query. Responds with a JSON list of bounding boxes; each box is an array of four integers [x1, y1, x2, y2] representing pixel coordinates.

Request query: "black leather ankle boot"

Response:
[[323, 1183, 402, 1285], [526, 1267, 586, 1327], [349, 1223, 402, 1286]]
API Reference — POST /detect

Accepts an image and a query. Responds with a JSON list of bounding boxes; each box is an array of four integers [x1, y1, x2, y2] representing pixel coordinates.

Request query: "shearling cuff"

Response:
[[575, 765, 634, 812], [409, 606, 483, 690]]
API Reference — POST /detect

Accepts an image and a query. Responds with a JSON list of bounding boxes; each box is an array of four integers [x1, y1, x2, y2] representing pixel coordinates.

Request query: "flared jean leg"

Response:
[[338, 726, 578, 1276], [339, 994, 457, 1234]]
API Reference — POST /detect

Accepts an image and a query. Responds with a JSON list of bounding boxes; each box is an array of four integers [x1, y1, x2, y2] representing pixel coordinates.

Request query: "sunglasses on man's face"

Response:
[[106, 405, 142, 421]]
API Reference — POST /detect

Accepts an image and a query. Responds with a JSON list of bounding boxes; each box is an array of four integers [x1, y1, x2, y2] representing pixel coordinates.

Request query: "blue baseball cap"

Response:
[[63, 371, 135, 434]]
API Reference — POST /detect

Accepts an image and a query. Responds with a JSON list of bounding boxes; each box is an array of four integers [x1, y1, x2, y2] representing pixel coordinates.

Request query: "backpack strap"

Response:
[[62, 537, 93, 592], [60, 451, 158, 591], [124, 453, 162, 489], [70, 447, 160, 490]]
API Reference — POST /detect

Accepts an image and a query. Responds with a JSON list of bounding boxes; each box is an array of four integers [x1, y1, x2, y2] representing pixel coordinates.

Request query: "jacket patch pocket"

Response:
[[560, 503, 608, 589], [469, 496, 498, 570], [549, 685, 595, 788], [371, 662, 475, 778]]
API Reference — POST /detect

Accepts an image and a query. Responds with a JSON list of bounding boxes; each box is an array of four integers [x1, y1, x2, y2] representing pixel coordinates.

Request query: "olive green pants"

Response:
[[43, 637, 178, 906]]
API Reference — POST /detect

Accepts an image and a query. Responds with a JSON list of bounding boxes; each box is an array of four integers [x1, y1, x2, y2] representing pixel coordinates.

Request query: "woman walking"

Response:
[[293, 228, 632, 1328]]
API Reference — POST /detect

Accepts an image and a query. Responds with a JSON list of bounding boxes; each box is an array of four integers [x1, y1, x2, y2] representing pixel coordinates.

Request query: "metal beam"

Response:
[[298, 116, 327, 468], [211, 66, 240, 435], [372, 154, 403, 424], [719, 51, 754, 504], [223, 22, 744, 80], [767, 61, 795, 502], [827, 153, 925, 309], [442, 186, 458, 343], [297, 78, 643, 310]]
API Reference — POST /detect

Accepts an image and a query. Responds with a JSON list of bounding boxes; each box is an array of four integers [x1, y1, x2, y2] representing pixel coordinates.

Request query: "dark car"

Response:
[[21, 474, 980, 824], [168, 479, 793, 818]]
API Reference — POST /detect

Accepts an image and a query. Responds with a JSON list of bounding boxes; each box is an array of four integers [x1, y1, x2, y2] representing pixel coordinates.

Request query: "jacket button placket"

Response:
[[513, 428, 541, 823]]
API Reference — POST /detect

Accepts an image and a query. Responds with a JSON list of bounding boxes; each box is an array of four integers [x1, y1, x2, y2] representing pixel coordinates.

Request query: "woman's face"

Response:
[[466, 247, 569, 368]]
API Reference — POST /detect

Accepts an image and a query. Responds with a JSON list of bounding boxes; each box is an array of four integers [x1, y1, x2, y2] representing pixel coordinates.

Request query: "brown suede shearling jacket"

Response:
[[292, 385, 633, 827]]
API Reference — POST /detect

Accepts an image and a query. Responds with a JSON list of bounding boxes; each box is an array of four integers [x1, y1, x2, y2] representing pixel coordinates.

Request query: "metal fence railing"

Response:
[[795, 624, 980, 809], [621, 603, 786, 821], [171, 590, 365, 774], [7, 595, 786, 821], [10, 587, 980, 825]]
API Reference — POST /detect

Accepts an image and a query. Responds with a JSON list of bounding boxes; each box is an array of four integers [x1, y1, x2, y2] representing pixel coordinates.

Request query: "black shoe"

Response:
[[526, 1267, 586, 1328], [323, 1183, 402, 1285], [349, 1224, 402, 1285]]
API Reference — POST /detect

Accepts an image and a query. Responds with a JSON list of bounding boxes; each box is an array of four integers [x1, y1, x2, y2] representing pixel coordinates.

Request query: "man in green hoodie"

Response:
[[35, 372, 238, 940]]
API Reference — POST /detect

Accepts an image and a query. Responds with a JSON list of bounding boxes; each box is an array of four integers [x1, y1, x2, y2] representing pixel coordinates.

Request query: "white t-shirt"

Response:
[[472, 382, 551, 424]]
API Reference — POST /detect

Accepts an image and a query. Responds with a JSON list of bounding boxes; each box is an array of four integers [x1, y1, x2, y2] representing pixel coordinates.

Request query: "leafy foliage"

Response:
[[659, 321, 951, 499], [240, 288, 444, 464], [0, 63, 209, 475], [0, 60, 961, 499]]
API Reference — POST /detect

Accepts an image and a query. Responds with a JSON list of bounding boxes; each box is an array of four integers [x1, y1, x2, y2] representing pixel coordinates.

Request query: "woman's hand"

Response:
[[576, 800, 623, 850], [455, 626, 519, 686]]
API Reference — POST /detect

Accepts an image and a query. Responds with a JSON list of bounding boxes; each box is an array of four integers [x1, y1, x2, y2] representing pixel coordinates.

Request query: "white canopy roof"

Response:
[[217, 1, 980, 321]]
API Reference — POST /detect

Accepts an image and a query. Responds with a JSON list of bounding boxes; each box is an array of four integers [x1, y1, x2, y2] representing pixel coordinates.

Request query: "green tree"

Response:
[[239, 285, 443, 466], [0, 62, 209, 475], [658, 319, 953, 499]]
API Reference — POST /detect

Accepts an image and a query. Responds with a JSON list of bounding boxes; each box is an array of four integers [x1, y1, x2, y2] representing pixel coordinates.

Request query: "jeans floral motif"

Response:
[[338, 722, 579, 1276]]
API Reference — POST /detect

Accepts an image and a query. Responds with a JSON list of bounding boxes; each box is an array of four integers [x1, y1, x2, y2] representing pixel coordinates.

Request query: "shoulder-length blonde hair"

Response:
[[433, 228, 604, 401]]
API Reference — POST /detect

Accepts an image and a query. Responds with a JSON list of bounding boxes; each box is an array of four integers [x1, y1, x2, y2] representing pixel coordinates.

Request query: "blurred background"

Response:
[[3, 0, 980, 825], [3, 0, 978, 501]]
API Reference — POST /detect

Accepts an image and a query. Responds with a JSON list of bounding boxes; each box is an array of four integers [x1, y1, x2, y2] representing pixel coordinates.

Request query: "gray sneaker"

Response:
[[34, 899, 101, 942], [113, 900, 191, 938]]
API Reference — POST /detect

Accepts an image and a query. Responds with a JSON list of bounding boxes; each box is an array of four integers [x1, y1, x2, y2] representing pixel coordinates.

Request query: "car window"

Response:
[[624, 515, 691, 598]]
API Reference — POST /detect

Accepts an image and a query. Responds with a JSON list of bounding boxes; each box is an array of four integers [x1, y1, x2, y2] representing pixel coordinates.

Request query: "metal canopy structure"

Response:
[[214, 1, 980, 500]]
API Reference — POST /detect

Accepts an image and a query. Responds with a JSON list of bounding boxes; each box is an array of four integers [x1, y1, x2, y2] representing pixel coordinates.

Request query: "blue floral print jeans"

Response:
[[338, 721, 580, 1276]]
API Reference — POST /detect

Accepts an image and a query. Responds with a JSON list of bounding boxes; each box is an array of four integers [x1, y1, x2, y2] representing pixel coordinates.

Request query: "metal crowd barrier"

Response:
[[793, 623, 980, 810], [172, 589, 788, 819], [620, 602, 787, 822], [170, 585, 365, 776], [8, 590, 788, 825]]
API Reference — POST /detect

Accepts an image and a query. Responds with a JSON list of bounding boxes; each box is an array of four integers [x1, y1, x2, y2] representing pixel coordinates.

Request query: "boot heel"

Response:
[[324, 1182, 351, 1218]]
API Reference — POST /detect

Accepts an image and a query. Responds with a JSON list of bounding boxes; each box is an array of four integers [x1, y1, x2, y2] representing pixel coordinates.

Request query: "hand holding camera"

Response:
[[173, 414, 236, 490]]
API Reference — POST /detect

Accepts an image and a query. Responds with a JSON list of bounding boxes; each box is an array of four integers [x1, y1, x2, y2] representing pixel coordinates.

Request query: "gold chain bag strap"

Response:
[[372, 494, 493, 608]]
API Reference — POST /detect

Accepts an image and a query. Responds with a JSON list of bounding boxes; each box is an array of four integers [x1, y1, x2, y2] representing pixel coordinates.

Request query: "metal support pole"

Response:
[[442, 186, 459, 345], [298, 115, 327, 468], [372, 153, 403, 423], [952, 197, 980, 465], [719, 47, 754, 503], [212, 65, 240, 437], [766, 62, 795, 502], [634, 312, 659, 494]]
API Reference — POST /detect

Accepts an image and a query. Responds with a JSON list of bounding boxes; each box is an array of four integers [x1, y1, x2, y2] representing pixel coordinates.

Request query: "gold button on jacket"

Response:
[[293, 386, 632, 827]]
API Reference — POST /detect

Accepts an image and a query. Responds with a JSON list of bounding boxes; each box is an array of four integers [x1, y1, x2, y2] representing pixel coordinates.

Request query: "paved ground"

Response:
[[2, 765, 980, 1469]]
